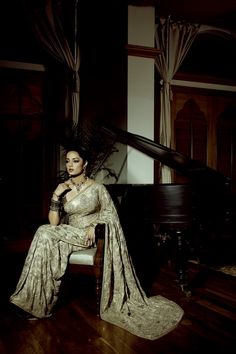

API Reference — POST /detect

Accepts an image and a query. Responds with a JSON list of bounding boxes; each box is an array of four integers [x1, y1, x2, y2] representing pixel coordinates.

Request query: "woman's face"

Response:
[[66, 150, 86, 177]]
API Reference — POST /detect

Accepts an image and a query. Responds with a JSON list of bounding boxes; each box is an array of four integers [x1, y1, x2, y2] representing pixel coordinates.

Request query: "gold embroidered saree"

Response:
[[10, 181, 183, 340]]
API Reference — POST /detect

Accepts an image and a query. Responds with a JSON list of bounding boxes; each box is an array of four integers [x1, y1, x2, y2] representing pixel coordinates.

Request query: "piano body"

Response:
[[103, 126, 231, 292]]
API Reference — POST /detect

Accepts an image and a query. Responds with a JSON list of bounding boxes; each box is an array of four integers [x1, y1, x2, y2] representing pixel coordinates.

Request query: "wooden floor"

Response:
[[0, 252, 236, 354]]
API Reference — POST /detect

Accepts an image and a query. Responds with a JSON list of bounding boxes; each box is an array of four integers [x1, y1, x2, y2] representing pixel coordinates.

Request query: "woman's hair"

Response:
[[63, 146, 90, 164], [58, 119, 117, 178]]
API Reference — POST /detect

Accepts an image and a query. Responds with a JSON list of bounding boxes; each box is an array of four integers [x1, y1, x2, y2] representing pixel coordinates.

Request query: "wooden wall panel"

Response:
[[172, 87, 236, 184]]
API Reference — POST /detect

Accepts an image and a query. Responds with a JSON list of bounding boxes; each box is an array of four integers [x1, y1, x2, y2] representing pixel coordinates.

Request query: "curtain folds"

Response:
[[25, 0, 80, 124], [155, 17, 201, 183]]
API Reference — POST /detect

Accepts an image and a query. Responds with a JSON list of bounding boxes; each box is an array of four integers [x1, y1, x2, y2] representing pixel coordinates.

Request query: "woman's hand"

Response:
[[86, 226, 96, 247], [53, 181, 71, 199]]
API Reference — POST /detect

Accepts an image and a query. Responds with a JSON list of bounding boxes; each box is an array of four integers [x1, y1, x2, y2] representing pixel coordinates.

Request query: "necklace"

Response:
[[70, 176, 88, 192]]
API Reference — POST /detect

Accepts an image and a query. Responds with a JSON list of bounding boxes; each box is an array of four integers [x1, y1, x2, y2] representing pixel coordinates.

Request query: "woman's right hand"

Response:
[[53, 182, 71, 199]]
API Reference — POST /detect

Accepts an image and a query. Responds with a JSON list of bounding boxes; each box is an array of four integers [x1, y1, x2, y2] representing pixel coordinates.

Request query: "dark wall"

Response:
[[0, 1, 127, 126], [0, 1, 127, 241], [77, 1, 127, 126]]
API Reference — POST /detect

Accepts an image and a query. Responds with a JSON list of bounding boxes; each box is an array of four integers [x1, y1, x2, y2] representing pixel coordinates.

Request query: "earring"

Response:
[[83, 163, 87, 177]]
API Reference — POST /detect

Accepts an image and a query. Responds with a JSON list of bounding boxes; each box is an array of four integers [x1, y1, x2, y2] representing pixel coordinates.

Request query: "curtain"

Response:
[[155, 17, 201, 183], [25, 0, 80, 124], [199, 25, 232, 37]]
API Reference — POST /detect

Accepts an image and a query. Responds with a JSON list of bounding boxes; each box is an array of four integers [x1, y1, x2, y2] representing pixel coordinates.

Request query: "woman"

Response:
[[10, 147, 184, 340]]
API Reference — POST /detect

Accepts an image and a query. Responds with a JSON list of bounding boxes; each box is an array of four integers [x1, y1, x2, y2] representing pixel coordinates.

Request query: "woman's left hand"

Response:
[[86, 226, 96, 247]]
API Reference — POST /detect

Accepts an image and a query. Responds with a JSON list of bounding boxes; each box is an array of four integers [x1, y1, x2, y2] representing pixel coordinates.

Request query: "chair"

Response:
[[67, 223, 105, 316]]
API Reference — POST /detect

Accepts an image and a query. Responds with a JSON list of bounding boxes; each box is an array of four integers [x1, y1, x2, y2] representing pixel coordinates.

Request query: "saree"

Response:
[[10, 181, 184, 340]]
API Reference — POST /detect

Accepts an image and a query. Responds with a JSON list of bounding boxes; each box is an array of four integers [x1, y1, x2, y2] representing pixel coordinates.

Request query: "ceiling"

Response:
[[1, 0, 236, 70]]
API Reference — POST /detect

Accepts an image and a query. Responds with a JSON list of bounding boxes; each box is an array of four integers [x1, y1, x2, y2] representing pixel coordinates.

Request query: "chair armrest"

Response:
[[94, 224, 105, 268], [95, 223, 105, 241]]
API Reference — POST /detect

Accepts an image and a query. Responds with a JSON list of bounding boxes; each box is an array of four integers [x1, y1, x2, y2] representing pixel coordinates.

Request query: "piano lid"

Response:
[[102, 125, 229, 186]]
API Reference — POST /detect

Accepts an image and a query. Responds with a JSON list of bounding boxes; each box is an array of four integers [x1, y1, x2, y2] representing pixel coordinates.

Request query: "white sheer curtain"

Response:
[[25, 0, 80, 124], [155, 17, 201, 183]]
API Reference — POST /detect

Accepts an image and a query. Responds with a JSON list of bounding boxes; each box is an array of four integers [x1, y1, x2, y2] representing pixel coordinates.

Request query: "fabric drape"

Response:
[[25, 0, 80, 123], [155, 17, 201, 183]]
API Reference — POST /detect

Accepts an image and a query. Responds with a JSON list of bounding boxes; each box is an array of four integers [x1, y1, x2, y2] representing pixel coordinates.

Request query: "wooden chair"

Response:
[[67, 223, 105, 316]]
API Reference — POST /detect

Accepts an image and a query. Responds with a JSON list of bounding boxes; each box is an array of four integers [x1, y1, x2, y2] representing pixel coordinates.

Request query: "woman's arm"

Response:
[[48, 193, 61, 225], [48, 210, 60, 225], [48, 182, 70, 225]]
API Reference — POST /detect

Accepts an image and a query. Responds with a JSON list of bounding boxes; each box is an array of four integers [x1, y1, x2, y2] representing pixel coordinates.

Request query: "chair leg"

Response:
[[94, 223, 105, 316], [95, 276, 102, 316]]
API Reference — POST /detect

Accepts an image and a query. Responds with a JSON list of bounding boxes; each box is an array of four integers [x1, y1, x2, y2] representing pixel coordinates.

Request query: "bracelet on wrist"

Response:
[[50, 199, 61, 212]]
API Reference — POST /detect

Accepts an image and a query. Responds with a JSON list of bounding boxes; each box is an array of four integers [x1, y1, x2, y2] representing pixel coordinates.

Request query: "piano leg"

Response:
[[175, 229, 191, 297]]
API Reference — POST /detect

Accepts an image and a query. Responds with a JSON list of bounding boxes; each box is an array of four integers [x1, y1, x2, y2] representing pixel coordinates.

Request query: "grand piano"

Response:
[[102, 125, 231, 293]]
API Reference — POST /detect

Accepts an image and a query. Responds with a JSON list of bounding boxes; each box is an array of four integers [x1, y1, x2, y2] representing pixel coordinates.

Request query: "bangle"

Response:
[[50, 199, 61, 212]]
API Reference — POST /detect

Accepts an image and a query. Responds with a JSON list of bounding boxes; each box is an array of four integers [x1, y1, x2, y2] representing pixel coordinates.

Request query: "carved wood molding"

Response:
[[126, 44, 161, 58]]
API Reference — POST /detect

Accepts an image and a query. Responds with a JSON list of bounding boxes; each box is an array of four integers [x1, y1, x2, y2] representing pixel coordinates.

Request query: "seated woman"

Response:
[[10, 143, 184, 340]]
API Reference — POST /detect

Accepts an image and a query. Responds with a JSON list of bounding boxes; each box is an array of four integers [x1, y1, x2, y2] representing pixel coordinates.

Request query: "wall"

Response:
[[127, 6, 155, 184], [97, 5, 156, 185]]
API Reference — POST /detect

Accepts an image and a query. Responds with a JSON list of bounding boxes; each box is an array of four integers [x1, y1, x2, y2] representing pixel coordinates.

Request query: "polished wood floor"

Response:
[[0, 251, 236, 354]]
